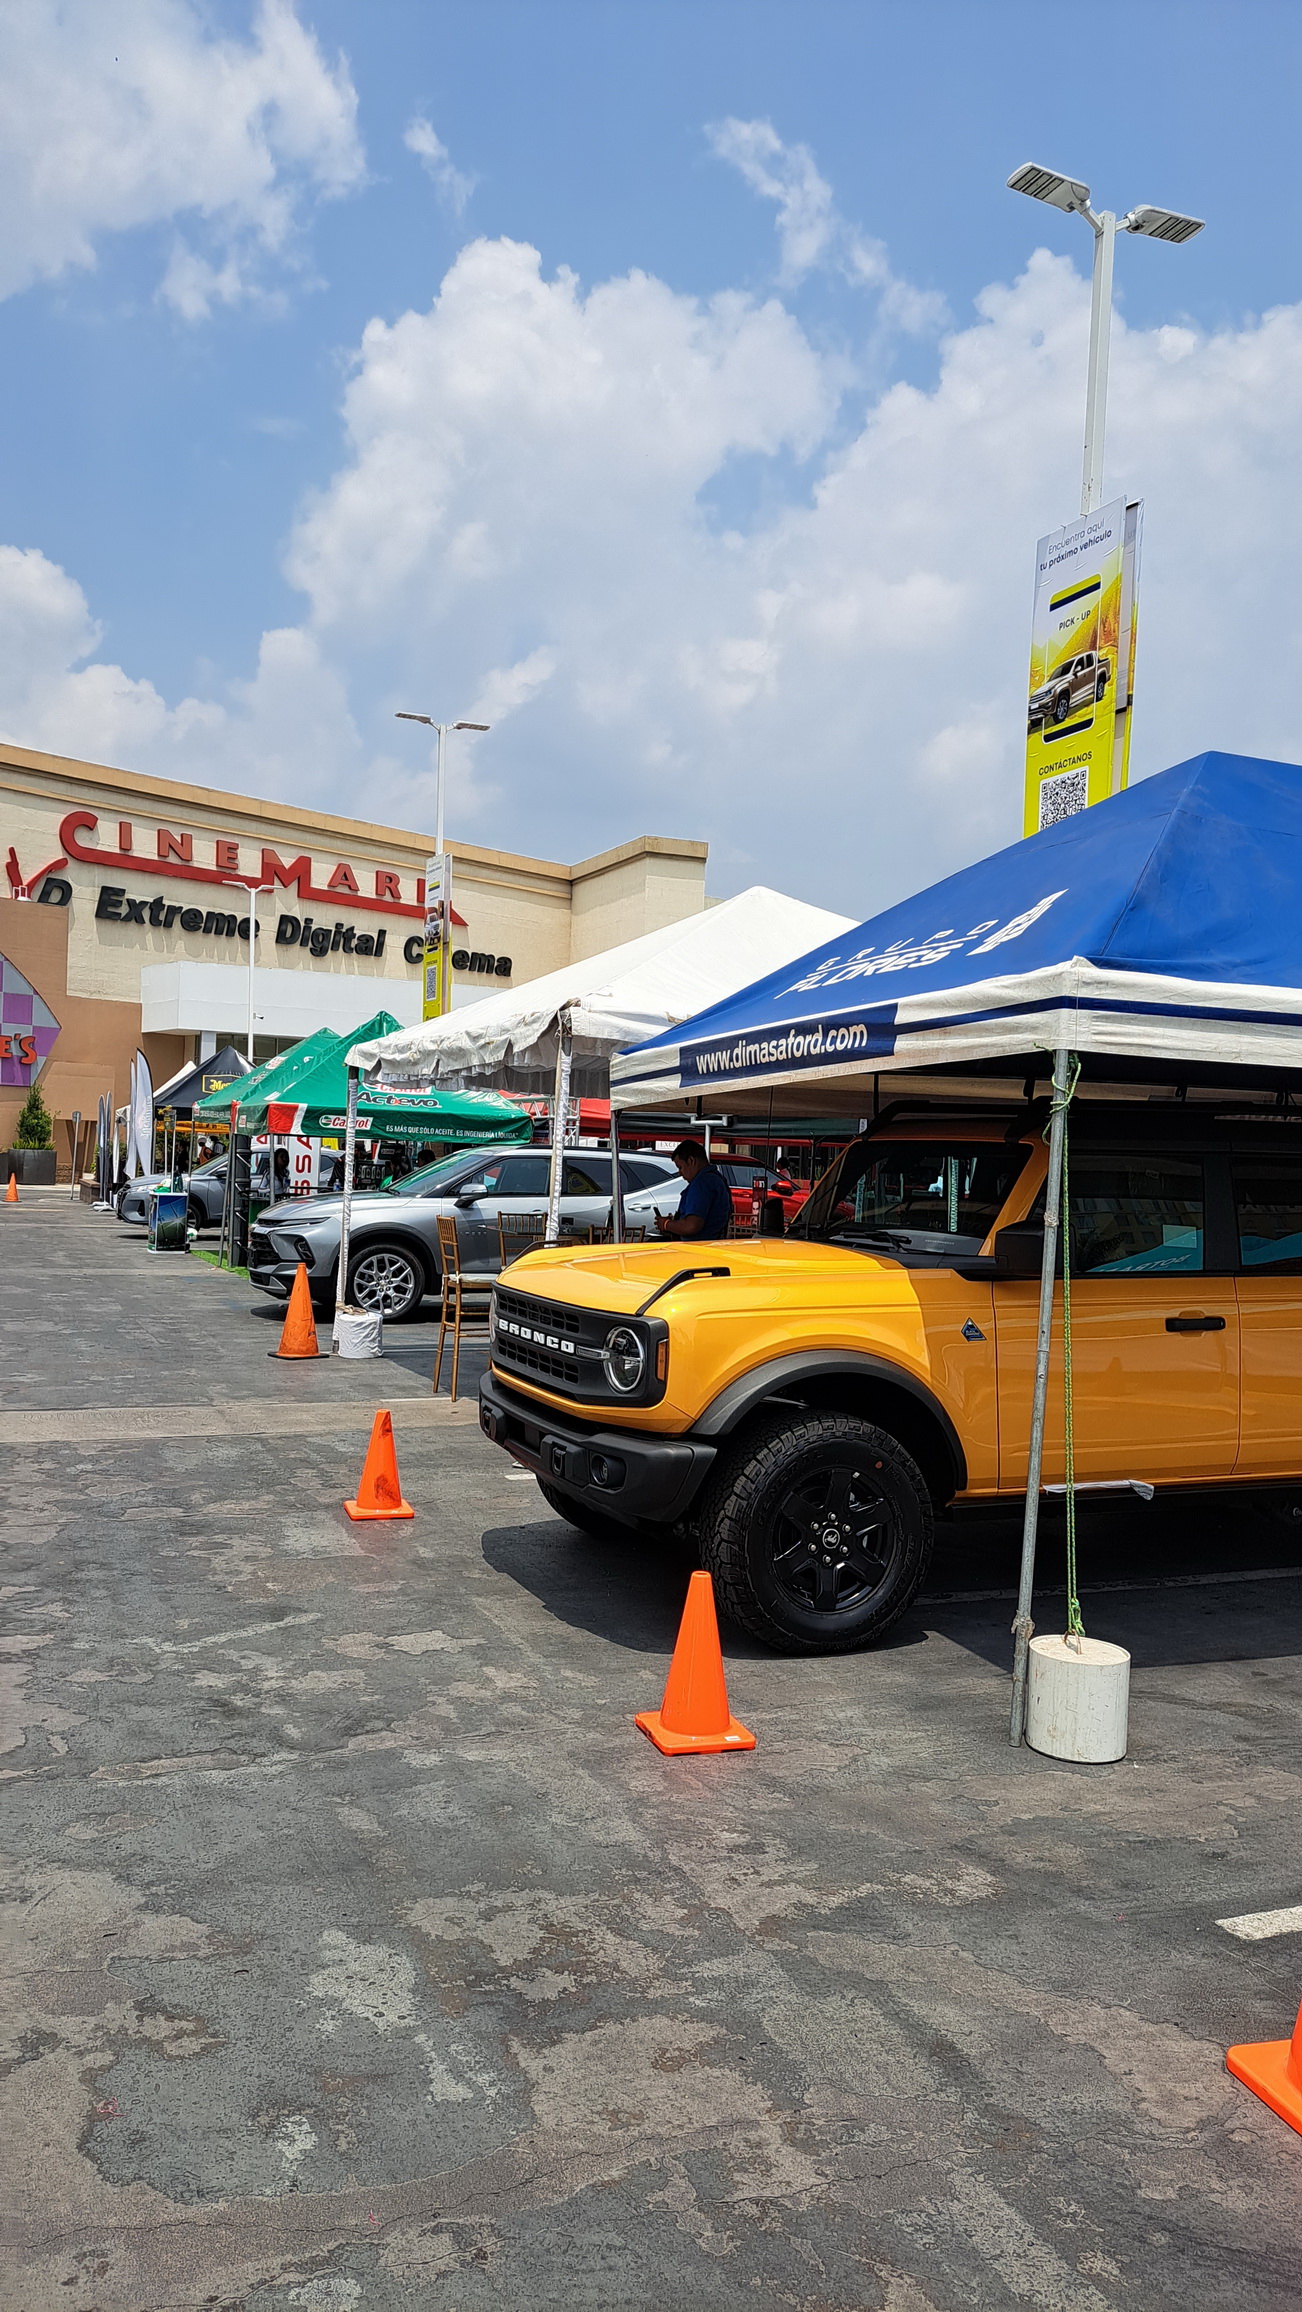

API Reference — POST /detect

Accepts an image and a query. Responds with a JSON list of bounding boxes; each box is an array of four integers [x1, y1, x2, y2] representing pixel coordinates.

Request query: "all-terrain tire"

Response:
[[695, 1409, 933, 1654], [536, 1477, 625, 1538]]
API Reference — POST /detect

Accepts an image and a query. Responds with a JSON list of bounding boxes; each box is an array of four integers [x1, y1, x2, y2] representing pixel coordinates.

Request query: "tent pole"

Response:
[[544, 1010, 572, 1246], [1010, 1046, 1070, 1747], [336, 1067, 359, 1324], [609, 1100, 624, 1242]]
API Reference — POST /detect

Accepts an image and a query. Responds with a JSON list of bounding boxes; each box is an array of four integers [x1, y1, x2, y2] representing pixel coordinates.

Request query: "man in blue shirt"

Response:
[[655, 1140, 733, 1240]]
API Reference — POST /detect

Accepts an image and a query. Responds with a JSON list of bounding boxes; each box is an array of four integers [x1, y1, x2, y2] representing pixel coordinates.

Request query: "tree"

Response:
[[14, 1084, 53, 1148]]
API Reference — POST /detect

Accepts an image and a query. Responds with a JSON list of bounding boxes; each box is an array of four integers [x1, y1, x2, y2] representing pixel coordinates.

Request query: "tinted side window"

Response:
[[1234, 1157, 1302, 1271], [1069, 1152, 1204, 1275], [620, 1157, 668, 1190], [563, 1158, 611, 1195], [494, 1156, 552, 1196]]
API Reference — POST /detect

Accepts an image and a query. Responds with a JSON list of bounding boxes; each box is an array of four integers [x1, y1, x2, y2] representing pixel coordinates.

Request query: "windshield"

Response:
[[791, 1137, 1030, 1252], [389, 1149, 512, 1196]]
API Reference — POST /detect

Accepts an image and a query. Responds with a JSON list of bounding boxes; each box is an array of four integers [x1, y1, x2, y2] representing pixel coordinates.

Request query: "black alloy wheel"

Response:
[[1095, 672, 1108, 700], [696, 1410, 933, 1654], [345, 1240, 427, 1321], [1052, 689, 1072, 723]]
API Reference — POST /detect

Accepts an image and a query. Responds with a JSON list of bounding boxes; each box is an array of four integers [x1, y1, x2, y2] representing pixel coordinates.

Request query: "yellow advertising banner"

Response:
[[422, 853, 452, 1021], [1023, 498, 1141, 836]]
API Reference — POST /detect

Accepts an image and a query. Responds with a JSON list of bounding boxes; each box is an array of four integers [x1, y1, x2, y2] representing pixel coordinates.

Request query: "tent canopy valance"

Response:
[[236, 1036, 529, 1142], [345, 887, 855, 1094], [611, 753, 1302, 1115]]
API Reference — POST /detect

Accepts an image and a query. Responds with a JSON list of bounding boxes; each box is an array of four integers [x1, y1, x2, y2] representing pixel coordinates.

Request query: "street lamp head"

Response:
[[1007, 162, 1091, 216], [454, 722, 490, 732], [395, 711, 434, 726], [1122, 204, 1205, 244]]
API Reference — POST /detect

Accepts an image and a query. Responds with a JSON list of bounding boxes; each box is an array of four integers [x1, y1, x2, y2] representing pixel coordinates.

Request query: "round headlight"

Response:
[[602, 1325, 646, 1393]]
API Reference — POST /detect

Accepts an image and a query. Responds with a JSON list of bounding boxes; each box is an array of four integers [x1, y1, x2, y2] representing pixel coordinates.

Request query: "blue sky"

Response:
[[2, 0, 1300, 912]]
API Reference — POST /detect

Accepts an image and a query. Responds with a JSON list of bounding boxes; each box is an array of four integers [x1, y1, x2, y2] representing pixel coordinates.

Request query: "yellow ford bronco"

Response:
[[479, 1101, 1301, 1652]]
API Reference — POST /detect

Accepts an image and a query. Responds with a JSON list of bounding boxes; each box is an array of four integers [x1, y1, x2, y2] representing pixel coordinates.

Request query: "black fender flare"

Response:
[[692, 1352, 968, 1494]]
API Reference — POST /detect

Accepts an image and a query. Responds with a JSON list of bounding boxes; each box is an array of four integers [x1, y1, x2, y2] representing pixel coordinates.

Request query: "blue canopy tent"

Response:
[[611, 752, 1302, 1116], [612, 750, 1302, 1744]]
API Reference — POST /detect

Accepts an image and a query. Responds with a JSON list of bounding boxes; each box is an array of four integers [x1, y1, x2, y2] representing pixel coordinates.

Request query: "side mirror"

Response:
[[455, 1181, 488, 1206], [993, 1223, 1046, 1277]]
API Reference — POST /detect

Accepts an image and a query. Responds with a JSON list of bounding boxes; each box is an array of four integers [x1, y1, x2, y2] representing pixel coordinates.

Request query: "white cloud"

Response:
[[5, 140, 1302, 919], [404, 117, 476, 217], [0, 0, 363, 317], [708, 115, 946, 334]]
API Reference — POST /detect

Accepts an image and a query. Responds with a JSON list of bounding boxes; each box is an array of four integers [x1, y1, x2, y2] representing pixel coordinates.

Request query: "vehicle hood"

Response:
[[496, 1235, 908, 1315], [258, 1191, 394, 1222]]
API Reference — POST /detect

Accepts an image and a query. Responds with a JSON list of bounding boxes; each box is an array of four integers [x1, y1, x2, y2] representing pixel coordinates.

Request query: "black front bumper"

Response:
[[479, 1370, 716, 1527]]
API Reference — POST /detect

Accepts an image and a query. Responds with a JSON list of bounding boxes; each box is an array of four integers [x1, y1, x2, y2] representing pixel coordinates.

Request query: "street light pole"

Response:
[[1007, 165, 1203, 515], [395, 712, 490, 1021], [222, 880, 274, 1061], [1080, 209, 1115, 517]]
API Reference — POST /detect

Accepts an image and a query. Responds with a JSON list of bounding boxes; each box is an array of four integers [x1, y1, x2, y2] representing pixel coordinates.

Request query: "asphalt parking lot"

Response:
[[4, 1200, 1302, 2312]]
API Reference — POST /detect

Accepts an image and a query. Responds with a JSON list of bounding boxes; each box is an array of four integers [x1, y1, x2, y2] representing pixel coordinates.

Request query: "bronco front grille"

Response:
[[492, 1286, 595, 1389], [491, 1285, 667, 1406]]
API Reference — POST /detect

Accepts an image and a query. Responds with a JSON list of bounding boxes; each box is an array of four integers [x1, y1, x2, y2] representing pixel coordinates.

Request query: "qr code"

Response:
[[1038, 767, 1088, 829]]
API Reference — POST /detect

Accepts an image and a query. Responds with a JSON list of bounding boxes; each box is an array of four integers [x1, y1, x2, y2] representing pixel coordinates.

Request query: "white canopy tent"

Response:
[[346, 884, 854, 1248], [346, 886, 854, 1094]]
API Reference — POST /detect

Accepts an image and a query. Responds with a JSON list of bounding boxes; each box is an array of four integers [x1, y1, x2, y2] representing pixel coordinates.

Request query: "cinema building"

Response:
[[0, 741, 708, 1170]]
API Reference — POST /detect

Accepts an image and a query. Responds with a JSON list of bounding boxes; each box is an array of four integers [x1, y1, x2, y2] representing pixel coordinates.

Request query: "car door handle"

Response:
[[1165, 1314, 1226, 1332]]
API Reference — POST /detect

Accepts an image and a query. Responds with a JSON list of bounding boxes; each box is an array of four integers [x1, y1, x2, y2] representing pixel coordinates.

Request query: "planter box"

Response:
[[4, 1148, 57, 1185]]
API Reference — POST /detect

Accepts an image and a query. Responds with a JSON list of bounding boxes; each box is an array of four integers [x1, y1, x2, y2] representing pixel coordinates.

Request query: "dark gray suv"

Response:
[[247, 1145, 684, 1320], [117, 1156, 228, 1230]]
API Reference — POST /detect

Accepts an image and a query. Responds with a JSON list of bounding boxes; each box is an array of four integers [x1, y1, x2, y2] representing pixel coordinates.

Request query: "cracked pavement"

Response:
[[3, 1201, 1302, 2309]]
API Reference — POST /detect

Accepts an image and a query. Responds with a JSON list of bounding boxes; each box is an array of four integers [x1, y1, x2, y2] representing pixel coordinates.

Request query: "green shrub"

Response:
[[14, 1085, 53, 1149]]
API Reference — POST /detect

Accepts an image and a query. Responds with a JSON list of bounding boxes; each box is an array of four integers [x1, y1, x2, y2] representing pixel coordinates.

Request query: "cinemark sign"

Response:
[[58, 811, 466, 926]]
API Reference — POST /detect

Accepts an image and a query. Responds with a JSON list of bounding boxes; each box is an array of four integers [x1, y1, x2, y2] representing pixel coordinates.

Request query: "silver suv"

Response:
[[247, 1145, 685, 1320]]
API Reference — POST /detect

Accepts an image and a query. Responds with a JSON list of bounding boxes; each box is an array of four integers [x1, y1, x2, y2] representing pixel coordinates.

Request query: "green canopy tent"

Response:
[[192, 1024, 351, 1126], [234, 1013, 530, 1145]]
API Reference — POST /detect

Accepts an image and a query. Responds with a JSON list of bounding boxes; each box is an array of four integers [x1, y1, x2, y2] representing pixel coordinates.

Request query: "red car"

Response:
[[713, 1158, 809, 1227]]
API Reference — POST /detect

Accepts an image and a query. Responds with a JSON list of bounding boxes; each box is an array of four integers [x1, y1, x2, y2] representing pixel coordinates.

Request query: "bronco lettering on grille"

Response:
[[497, 1317, 577, 1355]]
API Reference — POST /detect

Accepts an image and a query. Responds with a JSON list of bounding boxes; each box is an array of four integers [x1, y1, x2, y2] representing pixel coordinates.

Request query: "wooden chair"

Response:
[[498, 1211, 545, 1265], [433, 1215, 494, 1401]]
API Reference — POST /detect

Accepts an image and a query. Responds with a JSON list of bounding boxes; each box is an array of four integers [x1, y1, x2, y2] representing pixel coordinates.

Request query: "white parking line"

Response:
[[1217, 1904, 1302, 1941]]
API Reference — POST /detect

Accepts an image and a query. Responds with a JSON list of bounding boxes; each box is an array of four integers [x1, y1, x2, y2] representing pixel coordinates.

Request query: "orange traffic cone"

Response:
[[1228, 1999, 1302, 2136], [344, 1409, 414, 1522], [636, 1570, 755, 1755], [268, 1263, 324, 1359], [5, 1173, 16, 1202]]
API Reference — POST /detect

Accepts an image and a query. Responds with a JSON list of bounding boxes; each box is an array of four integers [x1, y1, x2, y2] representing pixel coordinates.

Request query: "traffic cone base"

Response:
[[1227, 2002, 1302, 2136], [635, 1709, 756, 1755], [344, 1409, 414, 1522], [269, 1263, 325, 1359], [635, 1570, 755, 1756]]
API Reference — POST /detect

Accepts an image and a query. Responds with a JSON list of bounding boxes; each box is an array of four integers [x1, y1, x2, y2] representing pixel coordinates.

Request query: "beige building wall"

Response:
[[569, 837, 711, 963], [0, 741, 708, 1155]]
